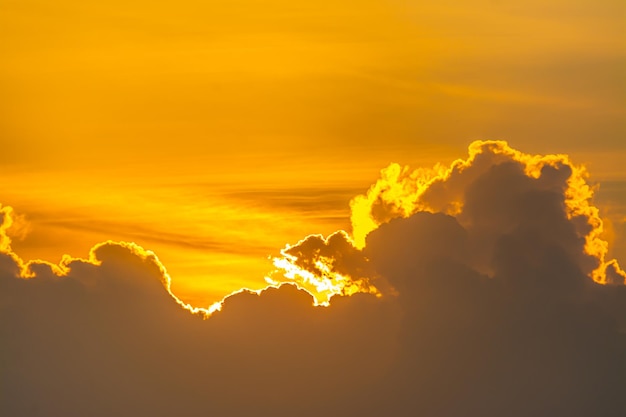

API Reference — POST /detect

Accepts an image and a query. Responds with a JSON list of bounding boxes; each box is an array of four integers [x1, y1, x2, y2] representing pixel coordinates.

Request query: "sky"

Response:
[[2, 0, 625, 304], [1, 0, 626, 415]]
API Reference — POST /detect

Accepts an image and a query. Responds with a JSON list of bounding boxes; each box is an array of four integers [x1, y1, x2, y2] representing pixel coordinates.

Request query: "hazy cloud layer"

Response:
[[2, 142, 626, 416]]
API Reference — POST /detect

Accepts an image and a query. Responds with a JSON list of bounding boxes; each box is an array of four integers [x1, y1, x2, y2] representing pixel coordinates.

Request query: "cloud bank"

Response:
[[2, 141, 625, 416]]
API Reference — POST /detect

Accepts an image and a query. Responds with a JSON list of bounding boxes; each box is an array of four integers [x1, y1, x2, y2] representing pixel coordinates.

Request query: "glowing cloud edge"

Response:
[[2, 140, 624, 319]]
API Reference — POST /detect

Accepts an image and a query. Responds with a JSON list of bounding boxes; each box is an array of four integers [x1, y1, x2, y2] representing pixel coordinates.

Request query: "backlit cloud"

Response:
[[2, 141, 625, 416], [349, 140, 625, 284]]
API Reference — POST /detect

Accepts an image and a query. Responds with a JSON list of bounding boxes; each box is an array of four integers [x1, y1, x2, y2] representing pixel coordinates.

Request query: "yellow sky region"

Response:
[[1, 0, 625, 306], [0, 166, 377, 305]]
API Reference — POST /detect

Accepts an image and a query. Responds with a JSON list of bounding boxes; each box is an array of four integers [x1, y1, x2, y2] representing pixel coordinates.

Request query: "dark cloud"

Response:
[[2, 142, 626, 416], [365, 209, 626, 417], [0, 235, 398, 416]]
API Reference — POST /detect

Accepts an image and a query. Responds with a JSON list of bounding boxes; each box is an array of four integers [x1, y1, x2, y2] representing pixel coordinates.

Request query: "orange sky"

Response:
[[1, 0, 625, 306]]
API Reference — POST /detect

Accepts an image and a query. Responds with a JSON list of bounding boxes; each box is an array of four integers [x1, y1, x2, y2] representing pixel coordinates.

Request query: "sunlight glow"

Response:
[[267, 245, 381, 306], [265, 230, 382, 306]]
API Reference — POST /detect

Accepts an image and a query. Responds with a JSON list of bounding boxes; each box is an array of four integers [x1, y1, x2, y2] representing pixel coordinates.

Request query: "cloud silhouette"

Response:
[[2, 141, 625, 416], [365, 212, 626, 417]]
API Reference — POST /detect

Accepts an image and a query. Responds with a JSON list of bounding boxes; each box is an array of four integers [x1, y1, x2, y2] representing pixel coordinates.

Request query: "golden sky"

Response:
[[1, 0, 625, 306], [2, 2, 626, 414]]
